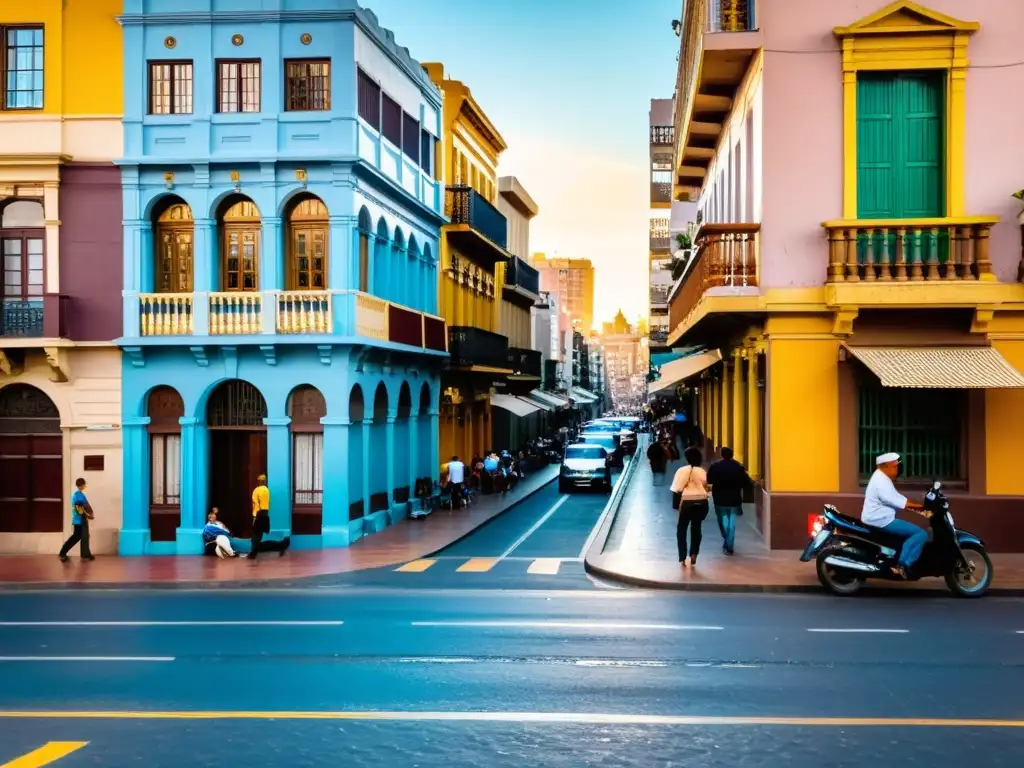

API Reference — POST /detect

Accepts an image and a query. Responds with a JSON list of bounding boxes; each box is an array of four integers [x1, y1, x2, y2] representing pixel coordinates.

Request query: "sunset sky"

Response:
[[366, 0, 681, 329]]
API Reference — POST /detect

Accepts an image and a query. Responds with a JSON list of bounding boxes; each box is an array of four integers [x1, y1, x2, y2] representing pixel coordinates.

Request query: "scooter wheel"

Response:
[[816, 552, 864, 596], [945, 542, 993, 598]]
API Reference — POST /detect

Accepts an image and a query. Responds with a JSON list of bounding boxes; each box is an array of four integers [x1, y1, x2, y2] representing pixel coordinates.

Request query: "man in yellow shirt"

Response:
[[248, 473, 290, 560]]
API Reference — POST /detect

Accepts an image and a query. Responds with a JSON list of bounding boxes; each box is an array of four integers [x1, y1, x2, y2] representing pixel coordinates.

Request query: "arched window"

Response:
[[357, 208, 372, 294], [219, 198, 261, 291], [1, 200, 45, 305], [289, 385, 326, 535], [286, 196, 329, 290], [147, 386, 184, 542], [155, 201, 194, 293]]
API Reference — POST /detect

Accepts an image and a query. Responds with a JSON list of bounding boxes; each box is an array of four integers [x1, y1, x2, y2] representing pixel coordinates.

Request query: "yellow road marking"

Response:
[[395, 559, 436, 573], [527, 558, 562, 575], [0, 712, 1021, 727], [456, 558, 498, 573], [2, 742, 88, 767]]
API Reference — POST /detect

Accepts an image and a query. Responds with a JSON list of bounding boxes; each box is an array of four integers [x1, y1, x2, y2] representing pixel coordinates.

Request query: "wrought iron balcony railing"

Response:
[[507, 346, 542, 378], [650, 126, 674, 145], [504, 257, 540, 298], [445, 185, 510, 266], [1, 296, 67, 338]]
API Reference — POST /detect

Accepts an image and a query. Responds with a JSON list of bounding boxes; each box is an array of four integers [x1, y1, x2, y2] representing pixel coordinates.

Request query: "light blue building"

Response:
[[116, 0, 447, 554]]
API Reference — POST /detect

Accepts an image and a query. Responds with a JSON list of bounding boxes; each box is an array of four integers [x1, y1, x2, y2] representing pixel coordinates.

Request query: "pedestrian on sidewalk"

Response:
[[670, 447, 711, 568], [248, 473, 290, 560], [706, 446, 753, 555], [647, 438, 669, 485], [58, 477, 94, 562], [447, 455, 466, 508]]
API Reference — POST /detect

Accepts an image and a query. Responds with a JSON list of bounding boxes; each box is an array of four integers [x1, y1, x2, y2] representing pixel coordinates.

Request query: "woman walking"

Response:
[[670, 447, 710, 567]]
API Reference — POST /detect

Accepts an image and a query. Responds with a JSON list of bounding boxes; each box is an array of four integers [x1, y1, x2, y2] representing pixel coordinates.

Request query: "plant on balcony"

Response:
[[1013, 189, 1024, 225], [675, 232, 692, 250]]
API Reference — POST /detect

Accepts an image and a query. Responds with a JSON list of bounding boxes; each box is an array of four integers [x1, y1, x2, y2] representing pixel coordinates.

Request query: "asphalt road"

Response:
[[1, 589, 1022, 766], [321, 469, 622, 590]]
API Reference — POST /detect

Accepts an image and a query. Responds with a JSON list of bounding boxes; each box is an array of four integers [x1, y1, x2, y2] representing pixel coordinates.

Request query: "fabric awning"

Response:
[[571, 386, 599, 403], [648, 349, 723, 395], [533, 390, 570, 408], [843, 346, 1024, 389], [490, 394, 542, 417], [519, 394, 553, 412]]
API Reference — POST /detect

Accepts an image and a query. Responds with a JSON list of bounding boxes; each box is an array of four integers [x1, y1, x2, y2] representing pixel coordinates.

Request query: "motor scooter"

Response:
[[799, 481, 993, 597]]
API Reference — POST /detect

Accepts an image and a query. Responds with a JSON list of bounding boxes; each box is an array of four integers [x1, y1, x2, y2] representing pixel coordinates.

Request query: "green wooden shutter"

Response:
[[857, 71, 945, 220], [857, 73, 898, 219]]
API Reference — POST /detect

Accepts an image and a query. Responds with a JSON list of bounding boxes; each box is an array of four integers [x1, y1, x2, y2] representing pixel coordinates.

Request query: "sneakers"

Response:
[[58, 554, 68, 563]]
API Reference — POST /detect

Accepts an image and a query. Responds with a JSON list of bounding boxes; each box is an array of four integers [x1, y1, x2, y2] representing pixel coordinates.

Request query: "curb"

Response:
[[0, 473, 560, 592], [583, 438, 1024, 598]]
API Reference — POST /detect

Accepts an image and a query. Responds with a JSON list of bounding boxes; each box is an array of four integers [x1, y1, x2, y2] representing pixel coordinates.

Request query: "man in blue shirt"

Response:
[[59, 478, 94, 562]]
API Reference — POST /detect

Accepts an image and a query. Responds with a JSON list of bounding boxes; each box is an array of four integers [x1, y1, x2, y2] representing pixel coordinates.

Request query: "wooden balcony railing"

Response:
[[277, 291, 332, 333], [354, 292, 388, 341], [823, 217, 998, 283], [668, 223, 760, 331]]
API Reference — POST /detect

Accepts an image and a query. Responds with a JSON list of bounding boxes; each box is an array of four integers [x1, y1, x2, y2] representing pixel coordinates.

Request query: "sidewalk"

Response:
[[0, 467, 560, 587], [588, 442, 1024, 595]]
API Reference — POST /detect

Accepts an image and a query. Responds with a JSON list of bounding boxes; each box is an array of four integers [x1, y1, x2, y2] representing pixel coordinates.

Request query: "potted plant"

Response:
[[675, 232, 692, 250], [1013, 189, 1024, 225]]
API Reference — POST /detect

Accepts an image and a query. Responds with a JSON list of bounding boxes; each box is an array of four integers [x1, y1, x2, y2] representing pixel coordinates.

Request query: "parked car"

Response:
[[578, 432, 624, 468], [584, 420, 637, 455], [559, 444, 613, 493]]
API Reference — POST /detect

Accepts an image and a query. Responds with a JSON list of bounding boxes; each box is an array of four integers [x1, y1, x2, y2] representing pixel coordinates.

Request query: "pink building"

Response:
[[665, 0, 1024, 552]]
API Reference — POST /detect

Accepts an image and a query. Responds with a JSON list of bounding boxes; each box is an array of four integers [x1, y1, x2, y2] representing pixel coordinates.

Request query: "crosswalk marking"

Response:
[[393, 557, 579, 575], [2, 742, 88, 768], [456, 557, 499, 573], [527, 558, 562, 575], [395, 559, 437, 573]]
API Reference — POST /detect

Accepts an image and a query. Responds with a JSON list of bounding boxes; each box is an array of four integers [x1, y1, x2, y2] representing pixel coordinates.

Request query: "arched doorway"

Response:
[[0, 384, 62, 533], [147, 386, 184, 541], [206, 379, 267, 536], [153, 198, 194, 293], [288, 385, 325, 535], [285, 196, 328, 290]]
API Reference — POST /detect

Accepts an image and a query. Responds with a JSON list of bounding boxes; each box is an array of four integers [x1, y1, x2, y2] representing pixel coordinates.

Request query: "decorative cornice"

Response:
[[118, 8, 442, 107]]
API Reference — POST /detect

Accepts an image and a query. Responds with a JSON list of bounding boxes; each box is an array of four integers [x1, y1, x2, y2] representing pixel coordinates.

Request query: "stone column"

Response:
[[732, 348, 745, 464], [174, 416, 206, 555], [262, 216, 282, 291], [429, 408, 440, 484], [408, 409, 419, 494], [264, 416, 292, 538], [385, 410, 399, 524], [320, 416, 352, 547], [119, 416, 151, 556], [361, 417, 373, 527], [192, 217, 215, 335]]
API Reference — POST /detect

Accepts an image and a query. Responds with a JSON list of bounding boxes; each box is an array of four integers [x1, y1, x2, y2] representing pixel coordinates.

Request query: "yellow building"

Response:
[[424, 63, 514, 461], [664, 0, 1024, 551], [531, 253, 595, 333], [0, 1, 124, 554]]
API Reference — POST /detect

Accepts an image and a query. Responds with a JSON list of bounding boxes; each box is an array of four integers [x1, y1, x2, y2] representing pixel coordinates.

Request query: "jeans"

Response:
[[716, 505, 741, 553], [883, 518, 928, 567], [59, 519, 91, 558]]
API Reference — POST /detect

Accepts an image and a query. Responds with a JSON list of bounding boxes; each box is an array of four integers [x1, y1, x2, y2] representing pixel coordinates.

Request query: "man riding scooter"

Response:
[[861, 452, 932, 578]]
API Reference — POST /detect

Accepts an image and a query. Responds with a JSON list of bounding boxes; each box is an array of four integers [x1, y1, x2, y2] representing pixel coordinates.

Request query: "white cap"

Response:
[[876, 452, 901, 465]]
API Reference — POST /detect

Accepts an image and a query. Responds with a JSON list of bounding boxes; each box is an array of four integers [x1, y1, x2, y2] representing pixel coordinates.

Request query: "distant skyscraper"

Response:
[[530, 252, 595, 333]]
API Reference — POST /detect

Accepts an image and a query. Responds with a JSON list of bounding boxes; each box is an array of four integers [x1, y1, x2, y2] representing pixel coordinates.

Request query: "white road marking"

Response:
[[806, 628, 909, 634], [500, 496, 570, 558], [527, 558, 562, 575], [410, 621, 724, 631], [0, 656, 174, 662], [0, 621, 344, 627]]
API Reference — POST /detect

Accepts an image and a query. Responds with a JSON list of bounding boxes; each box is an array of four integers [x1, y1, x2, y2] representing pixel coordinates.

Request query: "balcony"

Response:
[[133, 290, 447, 353], [444, 185, 512, 267], [822, 217, 998, 283], [650, 285, 671, 308], [502, 257, 540, 306], [448, 326, 511, 371], [673, 0, 761, 202], [668, 223, 760, 332], [1, 295, 68, 341], [650, 181, 672, 204], [507, 347, 542, 379], [650, 125, 674, 145]]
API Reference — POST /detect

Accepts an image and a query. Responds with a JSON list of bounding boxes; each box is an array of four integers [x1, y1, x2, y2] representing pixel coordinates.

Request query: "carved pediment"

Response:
[[834, 0, 979, 38]]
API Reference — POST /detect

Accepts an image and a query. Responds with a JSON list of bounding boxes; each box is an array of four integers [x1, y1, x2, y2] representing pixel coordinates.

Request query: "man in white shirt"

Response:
[[446, 455, 466, 509], [862, 452, 930, 577]]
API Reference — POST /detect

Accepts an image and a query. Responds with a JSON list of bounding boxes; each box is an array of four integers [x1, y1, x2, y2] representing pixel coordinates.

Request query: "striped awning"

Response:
[[844, 346, 1024, 389], [648, 349, 723, 395], [490, 394, 541, 417], [519, 393, 553, 412], [533, 390, 570, 408]]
